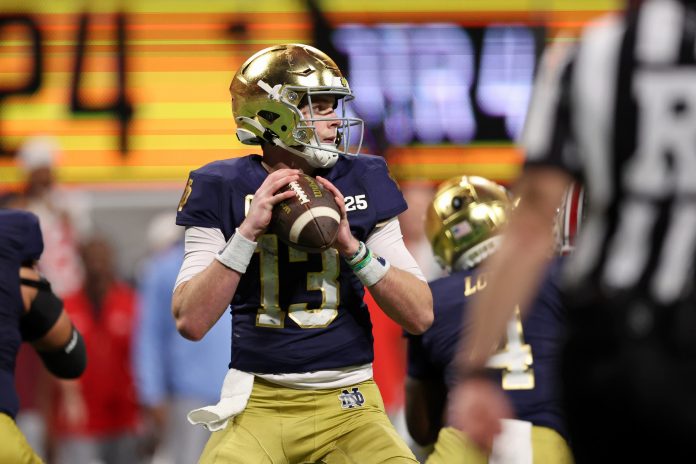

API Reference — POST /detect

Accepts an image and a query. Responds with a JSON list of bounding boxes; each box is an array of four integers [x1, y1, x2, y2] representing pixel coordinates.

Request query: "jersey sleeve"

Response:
[[522, 41, 583, 180], [362, 156, 407, 223], [176, 170, 230, 230], [20, 211, 43, 263]]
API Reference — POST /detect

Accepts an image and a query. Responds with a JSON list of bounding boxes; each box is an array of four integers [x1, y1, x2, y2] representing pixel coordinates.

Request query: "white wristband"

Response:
[[215, 228, 257, 274], [352, 249, 391, 287], [345, 241, 368, 267]]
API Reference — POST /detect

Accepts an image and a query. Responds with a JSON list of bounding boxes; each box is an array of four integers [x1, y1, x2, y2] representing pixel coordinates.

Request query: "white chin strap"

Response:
[[305, 143, 339, 168], [273, 138, 338, 169], [235, 116, 339, 168], [454, 236, 503, 271]]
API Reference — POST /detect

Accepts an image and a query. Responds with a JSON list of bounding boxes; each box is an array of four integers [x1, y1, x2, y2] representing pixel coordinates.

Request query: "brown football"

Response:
[[270, 174, 341, 253]]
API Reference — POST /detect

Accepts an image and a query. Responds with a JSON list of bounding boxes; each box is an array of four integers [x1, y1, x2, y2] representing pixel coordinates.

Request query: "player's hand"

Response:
[[239, 169, 300, 241], [315, 176, 359, 257], [59, 379, 88, 428], [446, 377, 513, 452]]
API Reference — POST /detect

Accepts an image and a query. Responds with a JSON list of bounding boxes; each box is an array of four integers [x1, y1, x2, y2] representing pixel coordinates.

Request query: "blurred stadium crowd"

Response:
[[1, 138, 232, 463]]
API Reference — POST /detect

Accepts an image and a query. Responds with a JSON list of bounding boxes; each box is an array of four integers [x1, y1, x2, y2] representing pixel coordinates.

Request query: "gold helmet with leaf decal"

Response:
[[426, 176, 512, 271], [230, 43, 364, 168]]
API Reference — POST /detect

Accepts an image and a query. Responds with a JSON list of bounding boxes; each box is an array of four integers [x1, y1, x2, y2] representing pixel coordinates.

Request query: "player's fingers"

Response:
[[460, 407, 496, 451], [267, 174, 300, 196], [338, 198, 348, 218], [270, 189, 297, 205], [260, 169, 300, 189], [469, 427, 496, 453], [315, 176, 348, 218], [265, 169, 299, 185], [315, 176, 343, 201], [268, 168, 300, 178], [258, 173, 299, 199]]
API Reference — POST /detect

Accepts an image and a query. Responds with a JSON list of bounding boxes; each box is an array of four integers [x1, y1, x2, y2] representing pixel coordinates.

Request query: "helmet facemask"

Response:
[[284, 88, 364, 168]]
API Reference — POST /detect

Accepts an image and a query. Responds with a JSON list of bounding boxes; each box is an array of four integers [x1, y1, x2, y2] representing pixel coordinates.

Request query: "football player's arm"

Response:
[[20, 266, 86, 379], [405, 376, 447, 446], [446, 168, 570, 448], [405, 332, 447, 445], [459, 169, 571, 368], [364, 220, 433, 335], [317, 176, 433, 334], [172, 169, 299, 340]]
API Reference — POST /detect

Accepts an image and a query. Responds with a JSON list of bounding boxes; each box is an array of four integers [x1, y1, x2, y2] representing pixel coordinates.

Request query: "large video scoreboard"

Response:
[[0, 0, 619, 188]]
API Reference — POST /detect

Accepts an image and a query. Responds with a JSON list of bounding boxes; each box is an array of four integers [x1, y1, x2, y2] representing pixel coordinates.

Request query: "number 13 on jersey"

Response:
[[255, 234, 340, 329]]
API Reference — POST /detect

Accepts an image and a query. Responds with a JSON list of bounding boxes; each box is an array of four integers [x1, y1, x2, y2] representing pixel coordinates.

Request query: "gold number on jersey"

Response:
[[485, 305, 535, 390], [287, 247, 340, 328], [255, 235, 284, 327], [244, 194, 254, 217], [177, 178, 193, 212], [255, 234, 340, 329]]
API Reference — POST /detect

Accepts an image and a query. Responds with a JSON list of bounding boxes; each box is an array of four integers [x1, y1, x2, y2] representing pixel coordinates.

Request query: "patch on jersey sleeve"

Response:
[[177, 177, 193, 212], [339, 387, 365, 409]]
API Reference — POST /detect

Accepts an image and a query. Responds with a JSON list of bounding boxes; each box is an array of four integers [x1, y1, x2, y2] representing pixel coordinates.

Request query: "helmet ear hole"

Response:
[[258, 110, 280, 123]]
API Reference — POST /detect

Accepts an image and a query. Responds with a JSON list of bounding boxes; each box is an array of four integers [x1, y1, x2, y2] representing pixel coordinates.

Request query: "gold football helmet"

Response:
[[426, 176, 512, 271], [230, 43, 364, 168]]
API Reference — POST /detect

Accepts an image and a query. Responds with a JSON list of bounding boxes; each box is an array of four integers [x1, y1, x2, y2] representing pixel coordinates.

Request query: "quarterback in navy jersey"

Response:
[[405, 177, 574, 463], [0, 210, 86, 463], [172, 44, 432, 464]]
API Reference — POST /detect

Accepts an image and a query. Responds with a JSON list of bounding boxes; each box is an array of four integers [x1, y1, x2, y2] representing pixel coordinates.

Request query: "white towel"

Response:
[[187, 369, 255, 432], [489, 419, 533, 464]]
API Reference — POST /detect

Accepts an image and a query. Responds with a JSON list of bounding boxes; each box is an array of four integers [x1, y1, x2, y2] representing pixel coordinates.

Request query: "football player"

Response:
[[172, 44, 432, 463], [0, 209, 87, 463], [404, 177, 577, 463]]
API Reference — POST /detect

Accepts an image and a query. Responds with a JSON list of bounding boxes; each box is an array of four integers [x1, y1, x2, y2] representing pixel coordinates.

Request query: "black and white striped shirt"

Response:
[[523, 0, 696, 306]]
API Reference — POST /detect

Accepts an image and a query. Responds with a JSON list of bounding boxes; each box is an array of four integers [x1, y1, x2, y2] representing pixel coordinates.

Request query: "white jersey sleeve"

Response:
[[365, 217, 427, 282], [174, 226, 226, 291]]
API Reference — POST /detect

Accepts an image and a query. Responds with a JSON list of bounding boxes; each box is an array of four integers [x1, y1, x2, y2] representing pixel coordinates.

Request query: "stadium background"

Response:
[[0, 0, 619, 277]]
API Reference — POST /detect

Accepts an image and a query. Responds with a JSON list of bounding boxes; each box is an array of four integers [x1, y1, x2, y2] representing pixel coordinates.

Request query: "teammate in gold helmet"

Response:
[[406, 175, 574, 464]]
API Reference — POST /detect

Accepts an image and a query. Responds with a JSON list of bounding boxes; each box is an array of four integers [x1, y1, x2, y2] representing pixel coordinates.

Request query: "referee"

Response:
[[447, 0, 696, 462]]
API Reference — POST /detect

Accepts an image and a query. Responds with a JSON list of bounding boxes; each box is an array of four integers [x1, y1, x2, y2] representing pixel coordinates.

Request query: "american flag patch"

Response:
[[452, 221, 472, 239]]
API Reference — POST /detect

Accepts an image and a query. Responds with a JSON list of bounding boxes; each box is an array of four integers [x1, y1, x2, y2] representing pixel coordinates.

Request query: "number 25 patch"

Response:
[[345, 194, 368, 212]]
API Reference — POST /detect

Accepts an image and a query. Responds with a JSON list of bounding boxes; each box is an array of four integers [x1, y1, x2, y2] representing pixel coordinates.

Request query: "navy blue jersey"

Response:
[[176, 154, 407, 373], [407, 258, 568, 439], [0, 210, 44, 418]]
